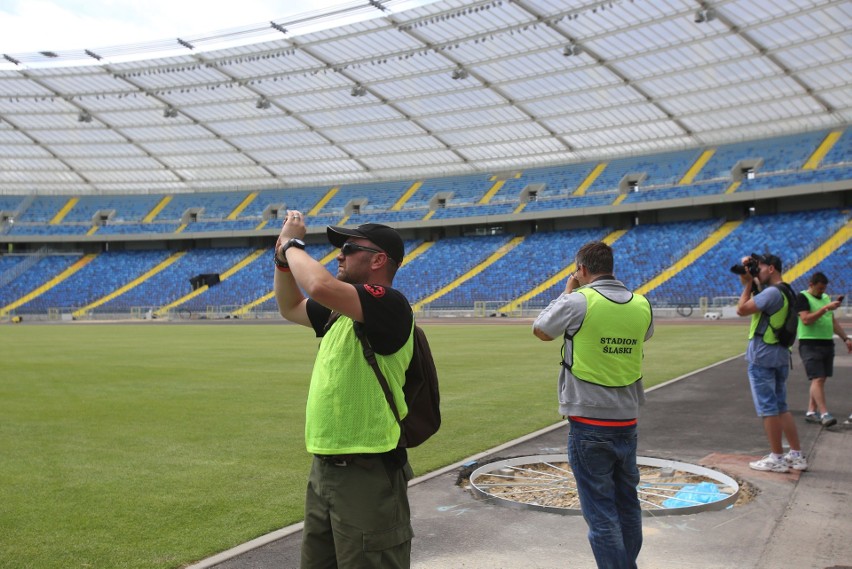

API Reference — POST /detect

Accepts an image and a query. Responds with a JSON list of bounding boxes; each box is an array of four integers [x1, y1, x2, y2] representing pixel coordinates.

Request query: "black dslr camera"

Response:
[[730, 253, 762, 277]]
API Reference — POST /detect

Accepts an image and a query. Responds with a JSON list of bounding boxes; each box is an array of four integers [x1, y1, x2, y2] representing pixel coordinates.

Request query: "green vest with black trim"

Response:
[[305, 315, 413, 455], [569, 287, 652, 388], [748, 288, 789, 345], [797, 291, 833, 340]]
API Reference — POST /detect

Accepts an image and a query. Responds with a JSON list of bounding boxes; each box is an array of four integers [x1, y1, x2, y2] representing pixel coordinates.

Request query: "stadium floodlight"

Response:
[[163, 106, 178, 118], [255, 96, 271, 109], [350, 84, 367, 97], [694, 9, 715, 23], [451, 66, 469, 80], [563, 42, 582, 56], [77, 110, 92, 123]]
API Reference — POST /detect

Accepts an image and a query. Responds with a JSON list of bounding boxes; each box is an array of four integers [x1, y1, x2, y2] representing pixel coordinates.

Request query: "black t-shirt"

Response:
[[306, 284, 413, 355], [794, 291, 817, 314]]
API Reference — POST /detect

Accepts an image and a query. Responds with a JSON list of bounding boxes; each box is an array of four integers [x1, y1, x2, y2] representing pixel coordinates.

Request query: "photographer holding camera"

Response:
[[273, 212, 415, 569], [733, 253, 806, 473], [533, 241, 653, 569]]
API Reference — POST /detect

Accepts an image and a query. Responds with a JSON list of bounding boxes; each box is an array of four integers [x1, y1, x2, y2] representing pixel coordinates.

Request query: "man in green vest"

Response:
[[795, 271, 851, 428], [533, 241, 653, 569], [734, 253, 807, 473], [274, 212, 415, 569]]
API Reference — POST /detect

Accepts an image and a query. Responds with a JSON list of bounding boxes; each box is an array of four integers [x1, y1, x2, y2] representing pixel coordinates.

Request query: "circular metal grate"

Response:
[[468, 454, 740, 516]]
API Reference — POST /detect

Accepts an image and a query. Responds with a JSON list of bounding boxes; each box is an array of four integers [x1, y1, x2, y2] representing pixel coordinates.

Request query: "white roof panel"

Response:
[[0, 0, 848, 194]]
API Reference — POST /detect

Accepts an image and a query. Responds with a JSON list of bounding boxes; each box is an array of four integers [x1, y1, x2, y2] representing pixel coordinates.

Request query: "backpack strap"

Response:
[[764, 283, 792, 335], [755, 283, 784, 335], [323, 310, 342, 334], [761, 284, 796, 364], [352, 321, 405, 445]]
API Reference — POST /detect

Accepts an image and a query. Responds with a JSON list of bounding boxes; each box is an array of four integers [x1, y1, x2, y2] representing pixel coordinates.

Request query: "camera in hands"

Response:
[[730, 253, 761, 277]]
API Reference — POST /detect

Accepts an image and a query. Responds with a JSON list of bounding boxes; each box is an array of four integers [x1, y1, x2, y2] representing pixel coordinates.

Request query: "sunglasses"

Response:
[[340, 242, 384, 256]]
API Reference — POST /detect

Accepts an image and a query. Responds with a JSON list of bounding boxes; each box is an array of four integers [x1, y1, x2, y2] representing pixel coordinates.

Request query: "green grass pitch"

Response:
[[0, 322, 745, 569]]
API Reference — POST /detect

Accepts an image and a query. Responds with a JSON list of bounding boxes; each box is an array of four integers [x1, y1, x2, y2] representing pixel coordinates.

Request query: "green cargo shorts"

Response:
[[301, 452, 414, 569]]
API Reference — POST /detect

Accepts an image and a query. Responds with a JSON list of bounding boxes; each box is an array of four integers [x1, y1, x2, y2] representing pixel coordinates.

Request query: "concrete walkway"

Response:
[[193, 339, 852, 569]]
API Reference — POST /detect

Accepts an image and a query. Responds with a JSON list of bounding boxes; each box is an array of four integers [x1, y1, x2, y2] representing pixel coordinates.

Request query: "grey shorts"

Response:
[[798, 343, 835, 380]]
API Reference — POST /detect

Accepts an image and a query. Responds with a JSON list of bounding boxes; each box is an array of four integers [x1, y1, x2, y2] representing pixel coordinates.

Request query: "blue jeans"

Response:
[[568, 420, 642, 569]]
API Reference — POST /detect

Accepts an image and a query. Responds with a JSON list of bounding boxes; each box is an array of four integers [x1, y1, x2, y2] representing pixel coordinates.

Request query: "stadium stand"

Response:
[[97, 222, 182, 235], [648, 210, 850, 306], [153, 192, 248, 222], [0, 131, 849, 237], [323, 181, 412, 216], [14, 196, 70, 223], [8, 224, 91, 236], [242, 187, 328, 220], [611, 219, 722, 291], [91, 248, 254, 314], [60, 195, 164, 224], [1, 206, 849, 319], [431, 228, 608, 310], [430, 203, 516, 219], [518, 163, 598, 200], [1, 129, 849, 319], [789, 238, 851, 295], [821, 130, 852, 167], [693, 132, 827, 182], [0, 254, 83, 310], [14, 250, 173, 314], [622, 181, 729, 204], [358, 208, 431, 224], [585, 149, 703, 194], [185, 244, 335, 315], [0, 254, 24, 273], [251, 241, 424, 314], [180, 220, 259, 233], [391, 234, 512, 305], [416, 175, 495, 207]]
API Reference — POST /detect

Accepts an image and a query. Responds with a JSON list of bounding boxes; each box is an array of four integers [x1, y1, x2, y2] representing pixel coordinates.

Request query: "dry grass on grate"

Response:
[[467, 461, 754, 510]]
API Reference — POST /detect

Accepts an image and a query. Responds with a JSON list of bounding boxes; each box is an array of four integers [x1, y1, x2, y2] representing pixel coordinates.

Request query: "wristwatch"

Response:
[[273, 251, 289, 269], [274, 238, 305, 269], [280, 238, 306, 259]]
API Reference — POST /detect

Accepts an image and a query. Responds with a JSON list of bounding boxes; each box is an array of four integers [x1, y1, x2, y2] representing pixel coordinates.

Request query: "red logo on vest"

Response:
[[364, 285, 386, 298]]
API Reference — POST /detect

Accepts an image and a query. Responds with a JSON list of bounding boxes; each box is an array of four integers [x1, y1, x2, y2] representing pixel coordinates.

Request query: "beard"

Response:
[[337, 265, 362, 284]]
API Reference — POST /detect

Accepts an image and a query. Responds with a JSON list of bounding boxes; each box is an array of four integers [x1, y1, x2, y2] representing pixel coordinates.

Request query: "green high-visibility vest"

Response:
[[305, 315, 413, 455], [797, 291, 833, 340], [748, 289, 789, 345], [568, 287, 652, 388]]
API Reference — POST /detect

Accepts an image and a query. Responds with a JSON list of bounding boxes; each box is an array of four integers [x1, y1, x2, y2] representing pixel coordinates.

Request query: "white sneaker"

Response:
[[749, 454, 789, 473], [783, 452, 808, 471]]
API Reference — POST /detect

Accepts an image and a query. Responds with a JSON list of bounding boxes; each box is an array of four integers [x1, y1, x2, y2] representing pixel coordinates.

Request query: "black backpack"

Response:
[[765, 283, 798, 348], [353, 321, 441, 448]]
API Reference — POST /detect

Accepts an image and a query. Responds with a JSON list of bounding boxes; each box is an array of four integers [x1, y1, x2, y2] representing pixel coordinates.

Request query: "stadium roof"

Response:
[[0, 0, 849, 195]]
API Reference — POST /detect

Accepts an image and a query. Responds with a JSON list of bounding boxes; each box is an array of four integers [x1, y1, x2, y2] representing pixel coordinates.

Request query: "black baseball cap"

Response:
[[753, 252, 782, 272], [327, 223, 404, 265]]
